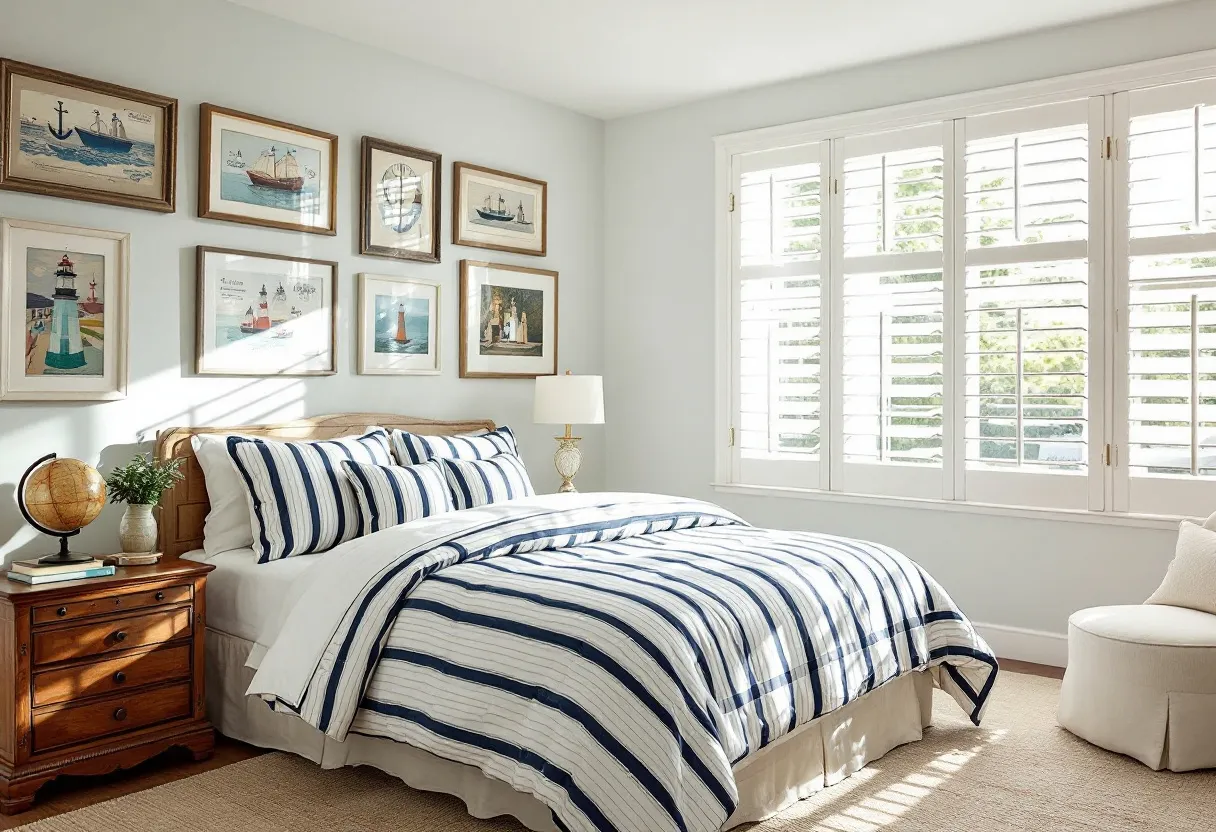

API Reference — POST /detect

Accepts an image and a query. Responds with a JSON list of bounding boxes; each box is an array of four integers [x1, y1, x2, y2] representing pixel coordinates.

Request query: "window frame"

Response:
[[714, 47, 1216, 526]]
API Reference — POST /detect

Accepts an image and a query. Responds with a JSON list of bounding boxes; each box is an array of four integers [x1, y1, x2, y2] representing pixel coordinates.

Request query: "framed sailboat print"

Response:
[[0, 219, 129, 401], [357, 273, 440, 375], [360, 137, 441, 263], [453, 163, 547, 256], [196, 246, 337, 376], [198, 104, 338, 235], [0, 60, 178, 212]]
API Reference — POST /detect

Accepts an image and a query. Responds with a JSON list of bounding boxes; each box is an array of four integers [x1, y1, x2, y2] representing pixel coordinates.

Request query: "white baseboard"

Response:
[[974, 622, 1068, 669]]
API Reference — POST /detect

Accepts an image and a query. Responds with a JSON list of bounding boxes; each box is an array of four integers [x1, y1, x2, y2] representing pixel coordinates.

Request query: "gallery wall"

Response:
[[0, 0, 604, 561], [602, 0, 1216, 664]]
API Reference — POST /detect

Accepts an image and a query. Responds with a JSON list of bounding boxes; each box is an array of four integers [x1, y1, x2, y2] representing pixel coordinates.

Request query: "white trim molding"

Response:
[[974, 622, 1070, 668]]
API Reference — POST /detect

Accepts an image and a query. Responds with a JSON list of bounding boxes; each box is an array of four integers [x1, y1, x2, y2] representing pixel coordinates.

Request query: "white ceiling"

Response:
[[226, 0, 1183, 119]]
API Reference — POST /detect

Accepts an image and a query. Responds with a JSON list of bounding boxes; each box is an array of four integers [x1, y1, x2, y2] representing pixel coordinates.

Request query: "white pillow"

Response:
[[1146, 520, 1216, 616], [191, 434, 256, 558]]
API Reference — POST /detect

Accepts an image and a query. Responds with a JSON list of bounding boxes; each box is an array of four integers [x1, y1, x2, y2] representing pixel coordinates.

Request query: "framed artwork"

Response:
[[459, 259, 557, 379], [357, 273, 440, 375], [0, 60, 177, 212], [453, 162, 547, 256], [198, 104, 337, 235], [196, 246, 337, 376], [0, 219, 129, 401], [360, 137, 441, 263]]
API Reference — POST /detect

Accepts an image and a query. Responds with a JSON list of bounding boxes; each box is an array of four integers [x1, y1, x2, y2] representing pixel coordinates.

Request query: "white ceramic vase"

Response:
[[119, 503, 157, 554]]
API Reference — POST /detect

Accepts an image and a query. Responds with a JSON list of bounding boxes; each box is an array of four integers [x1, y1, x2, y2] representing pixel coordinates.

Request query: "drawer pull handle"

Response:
[[113, 707, 127, 722], [56, 607, 67, 617], [113, 630, 127, 643], [155, 591, 165, 601], [113, 671, 126, 684]]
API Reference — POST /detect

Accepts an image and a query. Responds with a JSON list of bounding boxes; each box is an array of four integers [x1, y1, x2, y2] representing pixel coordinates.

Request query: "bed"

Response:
[[155, 413, 996, 832]]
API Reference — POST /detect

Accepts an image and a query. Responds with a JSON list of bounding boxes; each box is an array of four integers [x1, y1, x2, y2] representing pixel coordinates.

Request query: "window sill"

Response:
[[710, 482, 1193, 531]]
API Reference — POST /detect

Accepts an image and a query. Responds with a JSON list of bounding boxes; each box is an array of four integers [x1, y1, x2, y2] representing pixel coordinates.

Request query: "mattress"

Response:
[[183, 548, 318, 643]]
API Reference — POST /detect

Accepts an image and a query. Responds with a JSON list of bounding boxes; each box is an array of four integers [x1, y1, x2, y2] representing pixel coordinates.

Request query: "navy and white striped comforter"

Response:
[[248, 493, 996, 832]]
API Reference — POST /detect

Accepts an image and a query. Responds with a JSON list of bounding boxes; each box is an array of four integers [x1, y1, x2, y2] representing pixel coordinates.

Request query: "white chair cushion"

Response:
[[1145, 521, 1216, 617], [1071, 604, 1216, 647]]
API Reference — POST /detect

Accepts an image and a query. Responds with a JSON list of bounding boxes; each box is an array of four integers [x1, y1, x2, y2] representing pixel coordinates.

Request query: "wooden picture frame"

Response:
[[195, 246, 337, 377], [453, 162, 547, 257], [0, 219, 129, 400], [198, 104, 338, 235], [360, 136, 441, 262], [0, 59, 178, 212], [460, 259, 557, 379], [357, 273, 441, 375]]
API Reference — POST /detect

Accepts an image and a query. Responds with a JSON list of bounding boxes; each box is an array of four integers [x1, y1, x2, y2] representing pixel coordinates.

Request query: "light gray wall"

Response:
[[0, 0, 604, 562], [603, 0, 1216, 652]]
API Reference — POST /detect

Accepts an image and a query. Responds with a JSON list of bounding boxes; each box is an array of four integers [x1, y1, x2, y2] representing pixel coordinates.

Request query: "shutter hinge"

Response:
[[1104, 444, 1120, 466], [728, 426, 736, 447], [833, 178, 839, 195], [1104, 444, 1111, 466], [1105, 137, 1112, 160], [728, 192, 735, 212]]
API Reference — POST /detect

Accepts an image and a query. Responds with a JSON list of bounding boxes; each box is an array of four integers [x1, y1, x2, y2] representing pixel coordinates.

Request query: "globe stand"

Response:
[[17, 453, 96, 565]]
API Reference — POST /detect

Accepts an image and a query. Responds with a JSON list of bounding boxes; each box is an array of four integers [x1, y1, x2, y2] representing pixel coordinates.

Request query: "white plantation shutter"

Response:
[[733, 143, 830, 488], [832, 125, 949, 498], [959, 99, 1104, 510], [1115, 78, 1216, 516]]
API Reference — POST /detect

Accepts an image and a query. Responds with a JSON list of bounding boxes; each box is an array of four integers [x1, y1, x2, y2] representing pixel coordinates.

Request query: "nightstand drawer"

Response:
[[32, 607, 192, 666], [32, 645, 192, 707], [32, 682, 192, 753], [32, 584, 191, 625]]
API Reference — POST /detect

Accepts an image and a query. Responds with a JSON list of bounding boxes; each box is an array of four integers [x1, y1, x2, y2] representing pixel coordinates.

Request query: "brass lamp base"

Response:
[[553, 433, 582, 493]]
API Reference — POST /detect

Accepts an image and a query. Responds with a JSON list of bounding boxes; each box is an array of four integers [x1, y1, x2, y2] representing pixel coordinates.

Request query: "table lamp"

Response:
[[533, 370, 604, 493]]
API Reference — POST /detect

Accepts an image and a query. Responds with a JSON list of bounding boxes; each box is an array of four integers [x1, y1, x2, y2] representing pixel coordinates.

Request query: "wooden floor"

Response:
[[0, 658, 1062, 828]]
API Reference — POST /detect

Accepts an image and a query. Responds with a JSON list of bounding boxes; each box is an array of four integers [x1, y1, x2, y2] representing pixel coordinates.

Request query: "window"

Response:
[[721, 62, 1216, 518]]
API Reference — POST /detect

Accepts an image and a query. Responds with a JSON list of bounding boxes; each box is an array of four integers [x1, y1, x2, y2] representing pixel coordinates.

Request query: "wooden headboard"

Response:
[[153, 413, 495, 559]]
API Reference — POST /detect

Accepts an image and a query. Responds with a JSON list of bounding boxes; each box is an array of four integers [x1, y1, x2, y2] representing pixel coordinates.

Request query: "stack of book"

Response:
[[7, 558, 116, 585]]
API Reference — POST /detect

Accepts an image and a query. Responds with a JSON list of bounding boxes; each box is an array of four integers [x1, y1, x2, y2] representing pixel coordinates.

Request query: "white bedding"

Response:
[[183, 548, 318, 643]]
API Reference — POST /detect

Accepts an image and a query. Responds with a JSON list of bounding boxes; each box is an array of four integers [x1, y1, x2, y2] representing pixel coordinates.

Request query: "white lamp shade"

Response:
[[534, 374, 605, 425]]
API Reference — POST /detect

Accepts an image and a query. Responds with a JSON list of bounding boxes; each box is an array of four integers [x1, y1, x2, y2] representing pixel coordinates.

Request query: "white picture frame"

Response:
[[0, 218, 129, 401], [357, 273, 441, 375]]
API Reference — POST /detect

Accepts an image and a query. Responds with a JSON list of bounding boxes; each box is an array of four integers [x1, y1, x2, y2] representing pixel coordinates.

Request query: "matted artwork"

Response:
[[196, 246, 336, 376], [453, 163, 547, 256], [460, 259, 556, 378], [0, 60, 177, 212], [0, 219, 128, 400], [198, 104, 337, 235], [357, 273, 440, 375], [361, 137, 440, 262]]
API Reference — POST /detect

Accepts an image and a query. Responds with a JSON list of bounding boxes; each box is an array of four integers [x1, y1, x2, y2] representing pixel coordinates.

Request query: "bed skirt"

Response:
[[206, 628, 936, 830]]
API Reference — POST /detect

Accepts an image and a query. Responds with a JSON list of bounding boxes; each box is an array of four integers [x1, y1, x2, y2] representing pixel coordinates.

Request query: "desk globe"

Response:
[[17, 454, 106, 564]]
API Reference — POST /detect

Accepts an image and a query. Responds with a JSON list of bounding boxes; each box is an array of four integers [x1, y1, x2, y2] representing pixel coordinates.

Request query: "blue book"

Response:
[[7, 565, 116, 585]]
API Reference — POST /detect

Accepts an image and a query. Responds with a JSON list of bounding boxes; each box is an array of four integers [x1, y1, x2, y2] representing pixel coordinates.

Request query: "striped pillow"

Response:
[[390, 426, 518, 465], [227, 429, 394, 563], [341, 460, 453, 534], [441, 454, 536, 509]]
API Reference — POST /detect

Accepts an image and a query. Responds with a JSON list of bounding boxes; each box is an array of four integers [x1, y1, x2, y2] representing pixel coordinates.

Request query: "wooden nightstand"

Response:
[[0, 560, 215, 814]]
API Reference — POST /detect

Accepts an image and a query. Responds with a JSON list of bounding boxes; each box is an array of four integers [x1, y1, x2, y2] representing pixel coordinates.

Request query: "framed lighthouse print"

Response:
[[453, 162, 547, 256], [459, 260, 557, 379], [360, 137, 441, 262], [357, 274, 440, 375], [198, 104, 338, 235], [0, 219, 129, 401], [196, 246, 337, 376], [0, 59, 178, 212]]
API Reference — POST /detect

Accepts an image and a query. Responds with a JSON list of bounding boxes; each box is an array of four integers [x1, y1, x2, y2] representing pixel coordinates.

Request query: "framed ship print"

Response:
[[0, 219, 129, 401], [357, 273, 440, 375], [196, 246, 337, 376], [0, 60, 177, 212], [453, 163, 547, 256], [459, 259, 556, 379], [360, 137, 440, 262], [198, 104, 337, 235]]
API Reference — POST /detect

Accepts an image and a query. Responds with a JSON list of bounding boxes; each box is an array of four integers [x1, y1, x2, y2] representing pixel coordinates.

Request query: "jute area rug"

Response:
[[16, 671, 1214, 831]]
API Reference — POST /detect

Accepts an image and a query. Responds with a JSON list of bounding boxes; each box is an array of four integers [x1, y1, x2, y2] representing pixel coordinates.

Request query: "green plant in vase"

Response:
[[105, 454, 185, 554]]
